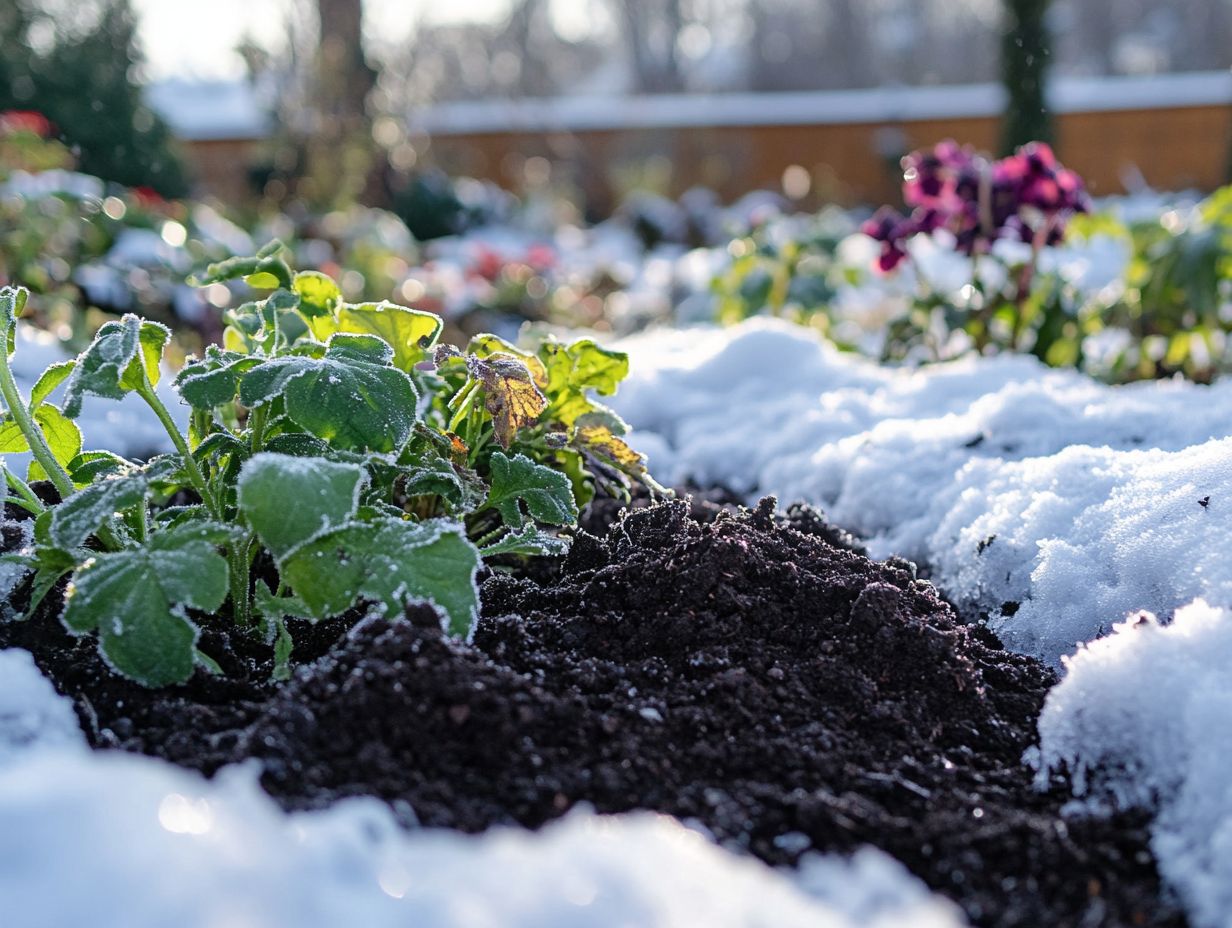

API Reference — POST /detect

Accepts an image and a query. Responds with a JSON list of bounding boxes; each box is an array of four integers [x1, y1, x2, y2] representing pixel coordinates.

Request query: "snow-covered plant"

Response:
[[0, 242, 658, 687]]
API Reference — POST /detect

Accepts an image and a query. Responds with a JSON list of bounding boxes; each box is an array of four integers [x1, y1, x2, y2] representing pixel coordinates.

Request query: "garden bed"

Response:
[[1, 495, 1182, 928]]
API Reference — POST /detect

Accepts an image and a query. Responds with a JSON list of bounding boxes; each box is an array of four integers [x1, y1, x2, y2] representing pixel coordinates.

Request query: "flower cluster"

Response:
[[863, 140, 1089, 272], [0, 110, 52, 139]]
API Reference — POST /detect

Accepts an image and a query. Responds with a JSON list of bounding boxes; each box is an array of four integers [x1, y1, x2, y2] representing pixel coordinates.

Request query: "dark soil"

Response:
[[0, 496, 1183, 928]]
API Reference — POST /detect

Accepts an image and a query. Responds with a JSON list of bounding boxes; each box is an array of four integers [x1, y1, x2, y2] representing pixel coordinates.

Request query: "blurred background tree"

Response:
[[0, 0, 188, 196], [301, 0, 377, 208], [1000, 0, 1054, 152]]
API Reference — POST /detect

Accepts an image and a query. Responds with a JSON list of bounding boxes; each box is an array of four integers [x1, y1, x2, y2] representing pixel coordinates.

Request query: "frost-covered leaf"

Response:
[[175, 346, 261, 410], [262, 432, 331, 457], [192, 431, 249, 465], [479, 524, 570, 558], [398, 452, 486, 514], [49, 470, 148, 549], [466, 354, 547, 449], [63, 316, 169, 417], [468, 334, 547, 387], [484, 451, 577, 528], [60, 529, 230, 687], [309, 301, 442, 371], [191, 248, 293, 290], [67, 451, 130, 485], [237, 453, 365, 560], [253, 580, 315, 622], [239, 334, 418, 452], [281, 518, 480, 636]]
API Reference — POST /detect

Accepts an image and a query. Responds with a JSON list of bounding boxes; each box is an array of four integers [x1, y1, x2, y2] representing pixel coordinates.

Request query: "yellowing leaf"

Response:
[[574, 421, 646, 476], [466, 354, 547, 449], [468, 334, 547, 388]]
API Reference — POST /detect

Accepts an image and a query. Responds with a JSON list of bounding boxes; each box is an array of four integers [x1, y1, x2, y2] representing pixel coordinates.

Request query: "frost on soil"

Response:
[[0, 649, 965, 928]]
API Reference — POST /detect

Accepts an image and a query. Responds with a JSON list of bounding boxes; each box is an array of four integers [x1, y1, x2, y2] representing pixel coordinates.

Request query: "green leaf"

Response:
[[261, 432, 331, 457], [281, 518, 480, 636], [0, 405, 82, 478], [63, 316, 169, 417], [484, 451, 578, 528], [192, 248, 293, 290], [49, 470, 148, 549], [254, 580, 315, 622], [479, 524, 570, 558], [399, 454, 487, 515], [236, 453, 365, 560], [239, 334, 418, 452], [308, 301, 442, 371], [61, 530, 230, 687], [67, 451, 130, 485], [292, 271, 342, 319], [29, 360, 75, 408], [126, 321, 171, 390], [538, 338, 629, 427]]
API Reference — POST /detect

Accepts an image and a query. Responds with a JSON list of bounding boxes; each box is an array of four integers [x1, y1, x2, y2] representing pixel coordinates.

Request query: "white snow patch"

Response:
[[1035, 600, 1232, 928], [0, 650, 85, 768], [0, 748, 966, 928]]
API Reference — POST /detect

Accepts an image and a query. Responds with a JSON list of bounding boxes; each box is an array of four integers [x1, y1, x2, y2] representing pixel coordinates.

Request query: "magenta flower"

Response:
[[866, 139, 1090, 273]]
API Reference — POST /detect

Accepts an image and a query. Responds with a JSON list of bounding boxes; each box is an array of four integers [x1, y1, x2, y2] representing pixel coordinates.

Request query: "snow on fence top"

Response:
[[410, 71, 1232, 136], [145, 78, 272, 142]]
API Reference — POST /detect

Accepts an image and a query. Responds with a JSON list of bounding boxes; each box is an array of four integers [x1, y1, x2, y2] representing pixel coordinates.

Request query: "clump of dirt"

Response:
[[0, 498, 1182, 928]]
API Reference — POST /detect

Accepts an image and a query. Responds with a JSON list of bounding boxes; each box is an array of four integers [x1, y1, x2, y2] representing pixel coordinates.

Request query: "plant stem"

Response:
[[136, 380, 252, 623], [4, 469, 44, 514], [134, 499, 148, 543], [248, 405, 268, 453], [447, 380, 479, 434], [229, 538, 252, 626], [136, 382, 218, 516], [0, 353, 74, 501]]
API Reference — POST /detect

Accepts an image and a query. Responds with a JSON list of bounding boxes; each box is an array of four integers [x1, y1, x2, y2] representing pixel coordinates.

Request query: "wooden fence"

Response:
[[408, 72, 1232, 215]]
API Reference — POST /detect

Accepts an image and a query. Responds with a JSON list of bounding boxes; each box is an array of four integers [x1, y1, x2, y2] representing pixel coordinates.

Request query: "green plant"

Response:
[[0, 241, 659, 687]]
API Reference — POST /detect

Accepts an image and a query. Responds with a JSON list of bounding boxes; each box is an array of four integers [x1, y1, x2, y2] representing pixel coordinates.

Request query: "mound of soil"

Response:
[[1, 498, 1182, 928]]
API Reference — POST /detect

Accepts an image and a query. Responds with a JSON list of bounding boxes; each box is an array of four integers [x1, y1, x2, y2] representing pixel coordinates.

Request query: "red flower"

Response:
[[0, 110, 52, 138]]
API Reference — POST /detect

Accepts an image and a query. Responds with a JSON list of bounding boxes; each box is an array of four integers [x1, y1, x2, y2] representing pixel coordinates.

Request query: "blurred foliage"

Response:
[[1088, 189, 1232, 382], [710, 188, 1232, 384], [0, 0, 187, 197], [711, 217, 845, 326]]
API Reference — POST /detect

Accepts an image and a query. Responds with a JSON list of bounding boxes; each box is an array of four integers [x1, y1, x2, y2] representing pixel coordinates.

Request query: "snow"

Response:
[[145, 78, 271, 142], [411, 70, 1232, 135], [613, 318, 1232, 666], [0, 647, 966, 928], [1034, 601, 1232, 928], [0, 650, 82, 768]]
